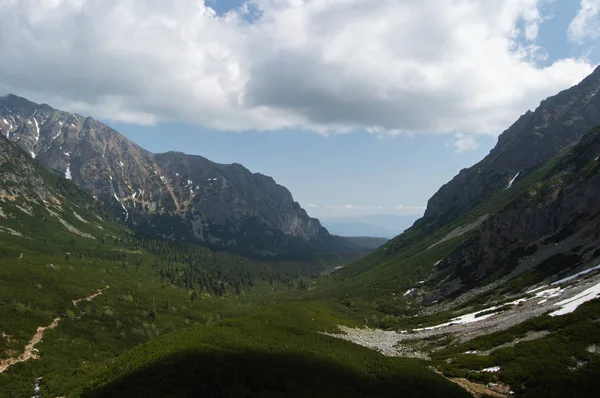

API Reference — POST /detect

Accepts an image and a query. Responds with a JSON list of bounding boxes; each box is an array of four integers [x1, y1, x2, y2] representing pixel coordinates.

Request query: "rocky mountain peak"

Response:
[[421, 66, 600, 231]]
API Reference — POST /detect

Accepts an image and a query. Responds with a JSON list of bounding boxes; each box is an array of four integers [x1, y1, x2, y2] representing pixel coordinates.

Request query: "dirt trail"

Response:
[[449, 378, 509, 398], [72, 285, 109, 306], [0, 285, 109, 374]]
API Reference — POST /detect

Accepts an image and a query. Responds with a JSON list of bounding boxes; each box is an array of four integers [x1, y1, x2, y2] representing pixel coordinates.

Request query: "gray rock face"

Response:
[[433, 126, 600, 299], [422, 66, 600, 230], [0, 94, 328, 253]]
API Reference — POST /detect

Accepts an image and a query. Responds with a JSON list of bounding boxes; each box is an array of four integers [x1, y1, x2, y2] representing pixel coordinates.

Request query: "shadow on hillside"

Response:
[[84, 350, 467, 398]]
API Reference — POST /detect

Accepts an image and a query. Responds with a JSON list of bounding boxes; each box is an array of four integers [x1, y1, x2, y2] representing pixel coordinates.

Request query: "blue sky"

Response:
[[1, 0, 599, 218]]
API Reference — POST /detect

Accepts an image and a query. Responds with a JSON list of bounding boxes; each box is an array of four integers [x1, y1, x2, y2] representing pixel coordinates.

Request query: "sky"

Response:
[[1, 0, 599, 219]]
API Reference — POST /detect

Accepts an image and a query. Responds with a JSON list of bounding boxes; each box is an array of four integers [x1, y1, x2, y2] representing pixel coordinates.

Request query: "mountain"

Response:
[[0, 132, 122, 243], [0, 94, 347, 257], [421, 66, 600, 232], [427, 124, 600, 301], [321, 214, 420, 238], [330, 68, 600, 302]]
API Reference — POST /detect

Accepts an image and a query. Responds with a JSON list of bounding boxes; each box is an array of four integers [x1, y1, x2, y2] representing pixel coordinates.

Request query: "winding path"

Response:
[[0, 285, 109, 374]]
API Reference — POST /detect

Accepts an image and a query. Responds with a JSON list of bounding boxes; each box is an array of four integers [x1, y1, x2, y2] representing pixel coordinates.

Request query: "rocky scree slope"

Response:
[[0, 94, 337, 256], [422, 66, 600, 232]]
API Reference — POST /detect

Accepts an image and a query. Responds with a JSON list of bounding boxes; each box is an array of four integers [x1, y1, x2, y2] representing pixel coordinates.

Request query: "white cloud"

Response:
[[0, 0, 595, 137], [452, 133, 480, 153], [568, 0, 600, 43]]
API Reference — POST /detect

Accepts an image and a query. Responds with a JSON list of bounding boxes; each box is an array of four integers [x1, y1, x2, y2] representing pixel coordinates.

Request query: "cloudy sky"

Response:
[[1, 0, 599, 218]]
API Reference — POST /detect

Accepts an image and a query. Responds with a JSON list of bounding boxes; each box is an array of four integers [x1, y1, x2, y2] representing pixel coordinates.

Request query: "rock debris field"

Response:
[[323, 268, 600, 358]]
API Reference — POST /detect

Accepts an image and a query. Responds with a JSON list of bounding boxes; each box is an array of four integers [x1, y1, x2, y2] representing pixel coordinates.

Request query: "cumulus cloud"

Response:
[[568, 0, 600, 43], [0, 0, 595, 136]]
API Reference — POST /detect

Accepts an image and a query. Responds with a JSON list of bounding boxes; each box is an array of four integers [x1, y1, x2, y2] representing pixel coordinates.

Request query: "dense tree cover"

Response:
[[96, 234, 327, 297], [76, 304, 469, 398]]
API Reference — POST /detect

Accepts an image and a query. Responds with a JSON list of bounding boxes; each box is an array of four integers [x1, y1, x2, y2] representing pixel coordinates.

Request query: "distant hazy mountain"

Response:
[[321, 214, 420, 238]]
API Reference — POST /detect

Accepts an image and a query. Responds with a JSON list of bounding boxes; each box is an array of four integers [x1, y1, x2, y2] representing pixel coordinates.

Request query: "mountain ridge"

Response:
[[422, 65, 600, 232], [0, 94, 342, 257]]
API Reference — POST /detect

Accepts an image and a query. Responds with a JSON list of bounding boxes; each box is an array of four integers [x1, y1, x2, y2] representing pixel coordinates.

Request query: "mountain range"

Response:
[[0, 94, 358, 258]]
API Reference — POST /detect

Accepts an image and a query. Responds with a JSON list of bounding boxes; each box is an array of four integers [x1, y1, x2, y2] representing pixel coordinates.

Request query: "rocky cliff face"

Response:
[[422, 66, 600, 230], [0, 94, 329, 254], [432, 125, 600, 300]]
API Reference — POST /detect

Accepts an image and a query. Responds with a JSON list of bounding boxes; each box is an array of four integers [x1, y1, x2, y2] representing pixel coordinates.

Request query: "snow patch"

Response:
[[526, 285, 547, 294], [175, 172, 179, 176], [404, 288, 415, 297], [188, 179, 193, 186], [481, 366, 501, 373], [119, 161, 124, 167], [552, 264, 600, 286], [412, 297, 529, 332], [109, 175, 113, 181], [64, 152, 70, 157], [550, 281, 600, 317], [160, 176, 165, 182], [113, 194, 129, 221], [32, 118, 39, 143], [505, 171, 520, 190], [30, 151, 36, 159], [65, 165, 72, 180], [534, 287, 562, 299]]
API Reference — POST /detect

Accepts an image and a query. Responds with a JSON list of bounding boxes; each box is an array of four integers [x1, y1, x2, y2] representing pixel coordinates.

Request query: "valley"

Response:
[[1, 61, 600, 398]]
